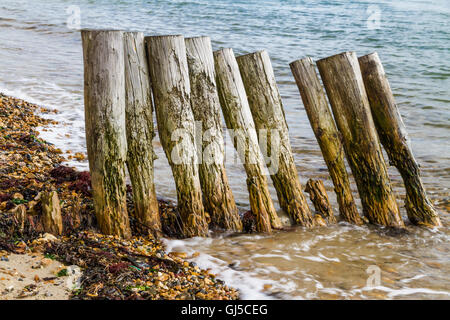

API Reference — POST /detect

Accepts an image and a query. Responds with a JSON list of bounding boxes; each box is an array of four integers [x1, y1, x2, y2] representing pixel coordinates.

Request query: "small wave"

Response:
[[163, 238, 274, 299], [359, 285, 450, 299]]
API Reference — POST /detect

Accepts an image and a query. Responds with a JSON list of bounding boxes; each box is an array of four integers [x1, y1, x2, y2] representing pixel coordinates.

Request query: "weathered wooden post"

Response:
[[305, 179, 336, 225], [185, 36, 242, 231], [41, 191, 63, 236], [214, 48, 280, 232], [290, 57, 363, 225], [123, 31, 161, 235], [317, 52, 404, 228], [236, 50, 314, 228], [81, 30, 131, 238], [146, 35, 209, 237], [359, 52, 441, 227]]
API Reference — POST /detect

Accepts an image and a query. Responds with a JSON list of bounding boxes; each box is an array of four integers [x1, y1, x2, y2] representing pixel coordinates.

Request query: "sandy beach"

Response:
[[0, 251, 73, 300]]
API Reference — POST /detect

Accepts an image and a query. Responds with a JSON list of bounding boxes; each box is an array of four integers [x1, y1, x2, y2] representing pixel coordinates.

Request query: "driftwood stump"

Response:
[[81, 30, 131, 238], [146, 35, 209, 237], [214, 48, 280, 232], [317, 52, 404, 228], [237, 50, 314, 228], [12, 204, 27, 234], [123, 31, 161, 235], [359, 52, 441, 227], [290, 57, 363, 225], [185, 36, 242, 231], [305, 179, 336, 225], [41, 191, 63, 236]]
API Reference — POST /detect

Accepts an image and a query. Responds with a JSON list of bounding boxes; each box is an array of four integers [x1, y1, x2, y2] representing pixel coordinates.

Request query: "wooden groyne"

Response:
[[81, 30, 131, 238], [123, 31, 161, 235], [185, 36, 242, 232], [358, 52, 441, 227], [290, 57, 363, 225], [237, 50, 314, 228], [214, 48, 278, 232], [81, 29, 439, 238], [317, 52, 404, 229], [305, 179, 336, 225], [146, 35, 209, 238]]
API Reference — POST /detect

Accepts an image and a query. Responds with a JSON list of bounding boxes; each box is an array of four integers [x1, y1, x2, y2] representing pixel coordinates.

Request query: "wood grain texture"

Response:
[[146, 35, 208, 238], [124, 31, 161, 235], [81, 30, 131, 238], [185, 36, 242, 231], [359, 52, 441, 227], [237, 50, 313, 227], [317, 51, 404, 228], [214, 48, 279, 232], [305, 179, 336, 224], [290, 57, 363, 225], [41, 191, 63, 236]]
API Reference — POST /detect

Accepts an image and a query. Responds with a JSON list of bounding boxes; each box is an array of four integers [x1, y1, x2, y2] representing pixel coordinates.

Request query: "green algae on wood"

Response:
[[146, 35, 209, 237], [305, 179, 336, 225], [290, 57, 363, 225], [185, 36, 242, 232], [358, 52, 441, 227], [214, 48, 279, 232], [237, 50, 314, 227], [317, 51, 404, 229], [81, 30, 131, 238], [123, 32, 161, 236]]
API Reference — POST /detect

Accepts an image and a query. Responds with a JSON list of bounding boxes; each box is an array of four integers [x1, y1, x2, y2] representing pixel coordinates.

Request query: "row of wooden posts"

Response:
[[81, 30, 441, 239]]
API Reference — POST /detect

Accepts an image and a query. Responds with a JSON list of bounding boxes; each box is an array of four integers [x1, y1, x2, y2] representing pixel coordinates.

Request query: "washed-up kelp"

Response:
[[45, 231, 239, 300]]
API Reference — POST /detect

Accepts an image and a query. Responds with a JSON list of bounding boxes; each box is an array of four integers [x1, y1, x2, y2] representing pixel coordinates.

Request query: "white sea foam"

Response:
[[163, 237, 274, 300], [357, 285, 450, 299]]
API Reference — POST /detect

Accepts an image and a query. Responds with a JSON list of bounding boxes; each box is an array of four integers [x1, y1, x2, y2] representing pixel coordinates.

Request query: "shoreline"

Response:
[[0, 93, 239, 300]]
